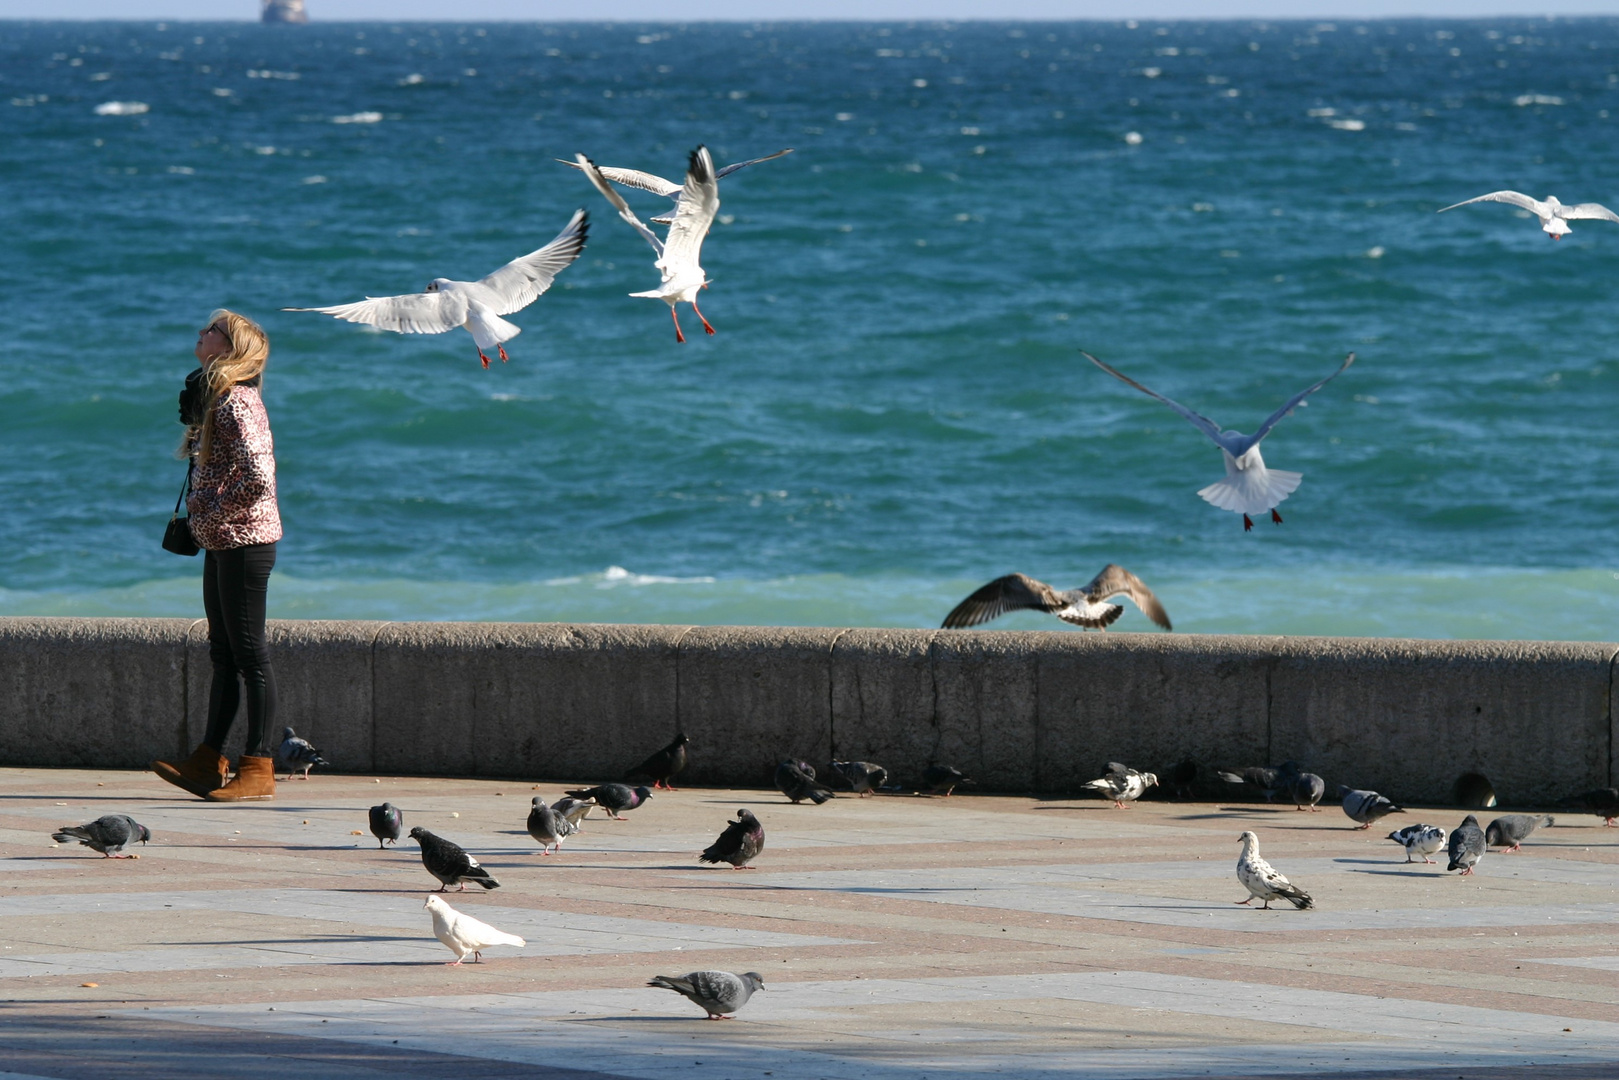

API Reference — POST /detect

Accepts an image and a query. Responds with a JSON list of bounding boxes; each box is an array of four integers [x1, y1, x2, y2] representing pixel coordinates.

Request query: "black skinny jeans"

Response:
[[201, 542, 277, 757]]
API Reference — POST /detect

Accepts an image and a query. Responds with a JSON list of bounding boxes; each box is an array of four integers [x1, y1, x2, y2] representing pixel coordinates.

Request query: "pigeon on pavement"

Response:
[[775, 761, 835, 804], [1387, 823, 1447, 864], [553, 796, 596, 827], [563, 784, 653, 820], [1453, 772, 1497, 809], [423, 894, 525, 965], [1485, 814, 1554, 852], [1447, 814, 1487, 875], [1235, 831, 1313, 909], [826, 760, 888, 797], [922, 764, 975, 797], [1558, 787, 1619, 827], [648, 970, 766, 1019], [1164, 759, 1200, 800], [700, 809, 764, 869], [1082, 763, 1158, 808], [1286, 769, 1327, 812], [624, 733, 690, 790], [1338, 786, 1403, 829], [52, 814, 150, 858], [1217, 765, 1287, 802], [369, 803, 403, 848], [527, 797, 572, 856], [409, 827, 500, 891], [940, 566, 1172, 631], [276, 726, 329, 781]]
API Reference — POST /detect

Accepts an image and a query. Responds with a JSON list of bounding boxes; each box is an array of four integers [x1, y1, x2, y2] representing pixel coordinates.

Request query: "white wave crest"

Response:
[[94, 101, 148, 116]]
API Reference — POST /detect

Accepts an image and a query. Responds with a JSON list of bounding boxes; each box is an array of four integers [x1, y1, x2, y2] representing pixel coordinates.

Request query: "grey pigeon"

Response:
[[1453, 772, 1497, 809], [1338, 786, 1403, 829], [826, 760, 888, 797], [553, 796, 595, 827], [1387, 823, 1447, 864], [647, 970, 765, 1019], [1286, 770, 1327, 812], [1557, 787, 1619, 827], [1235, 831, 1313, 910], [1447, 814, 1486, 875], [276, 726, 330, 781], [1081, 762, 1158, 808], [409, 827, 500, 891], [52, 814, 150, 858], [775, 761, 834, 804], [563, 783, 652, 820], [699, 808, 764, 869], [527, 797, 572, 856], [1485, 814, 1554, 852], [624, 732, 689, 790], [1216, 765, 1285, 802], [922, 764, 975, 797], [369, 803, 403, 848]]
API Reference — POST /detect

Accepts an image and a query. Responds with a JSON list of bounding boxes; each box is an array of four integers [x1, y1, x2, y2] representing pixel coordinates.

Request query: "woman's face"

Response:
[[194, 320, 231, 364]]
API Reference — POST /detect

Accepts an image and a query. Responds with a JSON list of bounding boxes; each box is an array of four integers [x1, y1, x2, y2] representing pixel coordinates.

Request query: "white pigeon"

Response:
[[1086, 350, 1354, 531], [1235, 831, 1313, 910], [575, 147, 720, 343], [558, 147, 791, 224], [1387, 823, 1447, 864], [423, 894, 525, 966], [1438, 191, 1619, 240], [1081, 763, 1159, 808], [285, 208, 588, 368]]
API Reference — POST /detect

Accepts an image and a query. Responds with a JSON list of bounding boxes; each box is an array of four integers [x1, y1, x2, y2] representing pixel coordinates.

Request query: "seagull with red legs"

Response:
[[1085, 350, 1354, 531], [284, 208, 588, 368], [574, 146, 720, 343]]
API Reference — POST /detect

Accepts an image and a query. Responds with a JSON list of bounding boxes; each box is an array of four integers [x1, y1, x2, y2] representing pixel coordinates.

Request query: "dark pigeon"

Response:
[[647, 970, 765, 1019], [1286, 770, 1327, 812], [1338, 785, 1404, 829], [1485, 814, 1554, 852], [1216, 765, 1285, 802], [1453, 772, 1497, 809], [369, 803, 403, 848], [700, 808, 765, 869], [1448, 814, 1486, 875], [775, 761, 834, 804], [624, 733, 690, 790], [276, 726, 330, 781], [564, 784, 652, 820], [409, 827, 500, 891], [922, 764, 974, 797], [52, 814, 150, 858], [1558, 787, 1619, 827], [1164, 759, 1199, 800], [826, 760, 888, 797], [527, 797, 572, 856]]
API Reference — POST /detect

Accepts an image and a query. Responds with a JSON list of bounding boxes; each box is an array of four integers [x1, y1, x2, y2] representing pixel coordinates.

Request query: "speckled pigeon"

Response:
[[648, 970, 765, 1019], [1235, 831, 1312, 909], [409, 827, 500, 891], [1082, 762, 1157, 808], [563, 783, 653, 820], [1447, 814, 1486, 875], [1387, 823, 1447, 864], [369, 802, 403, 848], [1485, 814, 1553, 852], [700, 808, 764, 869], [52, 814, 150, 858]]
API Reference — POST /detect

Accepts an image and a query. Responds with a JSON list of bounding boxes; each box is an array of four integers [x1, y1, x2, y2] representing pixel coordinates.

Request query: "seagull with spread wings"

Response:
[[284, 209, 587, 368], [942, 566, 1171, 631], [559, 148, 791, 224], [1086, 350, 1354, 531], [1438, 190, 1619, 239], [574, 146, 720, 343]]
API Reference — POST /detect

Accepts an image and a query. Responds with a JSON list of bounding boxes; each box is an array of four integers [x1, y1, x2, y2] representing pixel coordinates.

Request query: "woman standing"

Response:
[[151, 310, 283, 801]]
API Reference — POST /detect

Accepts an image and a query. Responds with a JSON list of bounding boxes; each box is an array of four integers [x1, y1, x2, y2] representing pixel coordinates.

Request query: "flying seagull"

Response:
[[1086, 350, 1354, 530], [575, 147, 719, 343], [285, 208, 588, 368], [1438, 191, 1619, 239], [558, 148, 792, 224], [942, 566, 1170, 631]]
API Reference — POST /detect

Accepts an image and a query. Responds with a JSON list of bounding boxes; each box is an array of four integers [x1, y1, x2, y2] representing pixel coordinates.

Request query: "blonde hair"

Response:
[[188, 309, 270, 465]]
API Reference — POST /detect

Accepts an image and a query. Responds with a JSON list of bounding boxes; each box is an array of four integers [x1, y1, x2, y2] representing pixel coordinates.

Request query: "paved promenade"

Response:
[[2, 767, 1617, 1080]]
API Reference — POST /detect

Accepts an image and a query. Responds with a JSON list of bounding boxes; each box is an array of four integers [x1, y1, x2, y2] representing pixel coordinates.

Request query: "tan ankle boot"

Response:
[[205, 754, 276, 802], [151, 744, 229, 798]]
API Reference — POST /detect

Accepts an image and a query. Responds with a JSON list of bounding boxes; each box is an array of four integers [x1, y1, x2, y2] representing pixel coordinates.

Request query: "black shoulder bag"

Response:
[[162, 465, 200, 556]]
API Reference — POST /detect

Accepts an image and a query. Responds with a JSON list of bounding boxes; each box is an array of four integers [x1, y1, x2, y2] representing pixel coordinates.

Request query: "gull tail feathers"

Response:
[[1198, 465, 1303, 515], [468, 311, 522, 349]]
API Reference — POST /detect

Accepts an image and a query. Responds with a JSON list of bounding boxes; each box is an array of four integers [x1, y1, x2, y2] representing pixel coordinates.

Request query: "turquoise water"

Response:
[[3, 19, 1617, 639]]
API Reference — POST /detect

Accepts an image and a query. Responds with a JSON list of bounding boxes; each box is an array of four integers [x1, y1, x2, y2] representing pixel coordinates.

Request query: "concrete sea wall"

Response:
[[1, 616, 1614, 805]]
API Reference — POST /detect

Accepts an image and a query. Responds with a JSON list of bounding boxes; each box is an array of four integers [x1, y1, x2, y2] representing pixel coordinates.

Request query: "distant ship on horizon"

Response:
[[263, 0, 308, 22]]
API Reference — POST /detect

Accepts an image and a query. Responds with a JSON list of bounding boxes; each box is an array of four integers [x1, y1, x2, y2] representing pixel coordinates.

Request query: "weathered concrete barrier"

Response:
[[2, 617, 1614, 805]]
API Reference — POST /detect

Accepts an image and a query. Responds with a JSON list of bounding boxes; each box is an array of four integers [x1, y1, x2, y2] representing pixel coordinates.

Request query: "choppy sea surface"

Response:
[[2, 18, 1618, 639]]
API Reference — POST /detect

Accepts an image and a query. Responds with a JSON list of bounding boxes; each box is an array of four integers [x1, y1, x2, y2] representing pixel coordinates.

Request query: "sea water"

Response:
[[2, 19, 1617, 638]]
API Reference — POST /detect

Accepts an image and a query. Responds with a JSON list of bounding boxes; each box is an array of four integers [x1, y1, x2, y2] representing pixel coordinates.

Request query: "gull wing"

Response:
[[1437, 190, 1544, 215], [574, 153, 664, 258], [715, 147, 794, 180], [555, 158, 683, 198], [942, 573, 1063, 628], [477, 208, 589, 316], [1083, 351, 1224, 446], [1249, 352, 1354, 444], [658, 145, 719, 281], [1563, 201, 1619, 222], [1083, 564, 1172, 631], [284, 289, 468, 335]]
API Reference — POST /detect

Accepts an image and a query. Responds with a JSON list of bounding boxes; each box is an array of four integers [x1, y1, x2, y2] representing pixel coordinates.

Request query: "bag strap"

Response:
[[170, 463, 192, 522]]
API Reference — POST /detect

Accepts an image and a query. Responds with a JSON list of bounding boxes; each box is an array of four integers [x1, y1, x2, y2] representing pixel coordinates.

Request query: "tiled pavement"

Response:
[[2, 767, 1616, 1079]]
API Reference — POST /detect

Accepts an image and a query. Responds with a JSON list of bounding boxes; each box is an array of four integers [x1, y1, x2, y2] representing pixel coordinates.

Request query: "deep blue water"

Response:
[[2, 18, 1617, 638]]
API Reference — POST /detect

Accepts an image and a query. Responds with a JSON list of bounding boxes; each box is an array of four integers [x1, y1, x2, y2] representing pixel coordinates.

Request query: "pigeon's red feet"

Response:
[[1243, 514, 1254, 531], [1461, 867, 1474, 875], [1235, 898, 1254, 905], [478, 351, 491, 369], [497, 343, 509, 362], [1356, 823, 1371, 830], [1271, 508, 1283, 524]]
